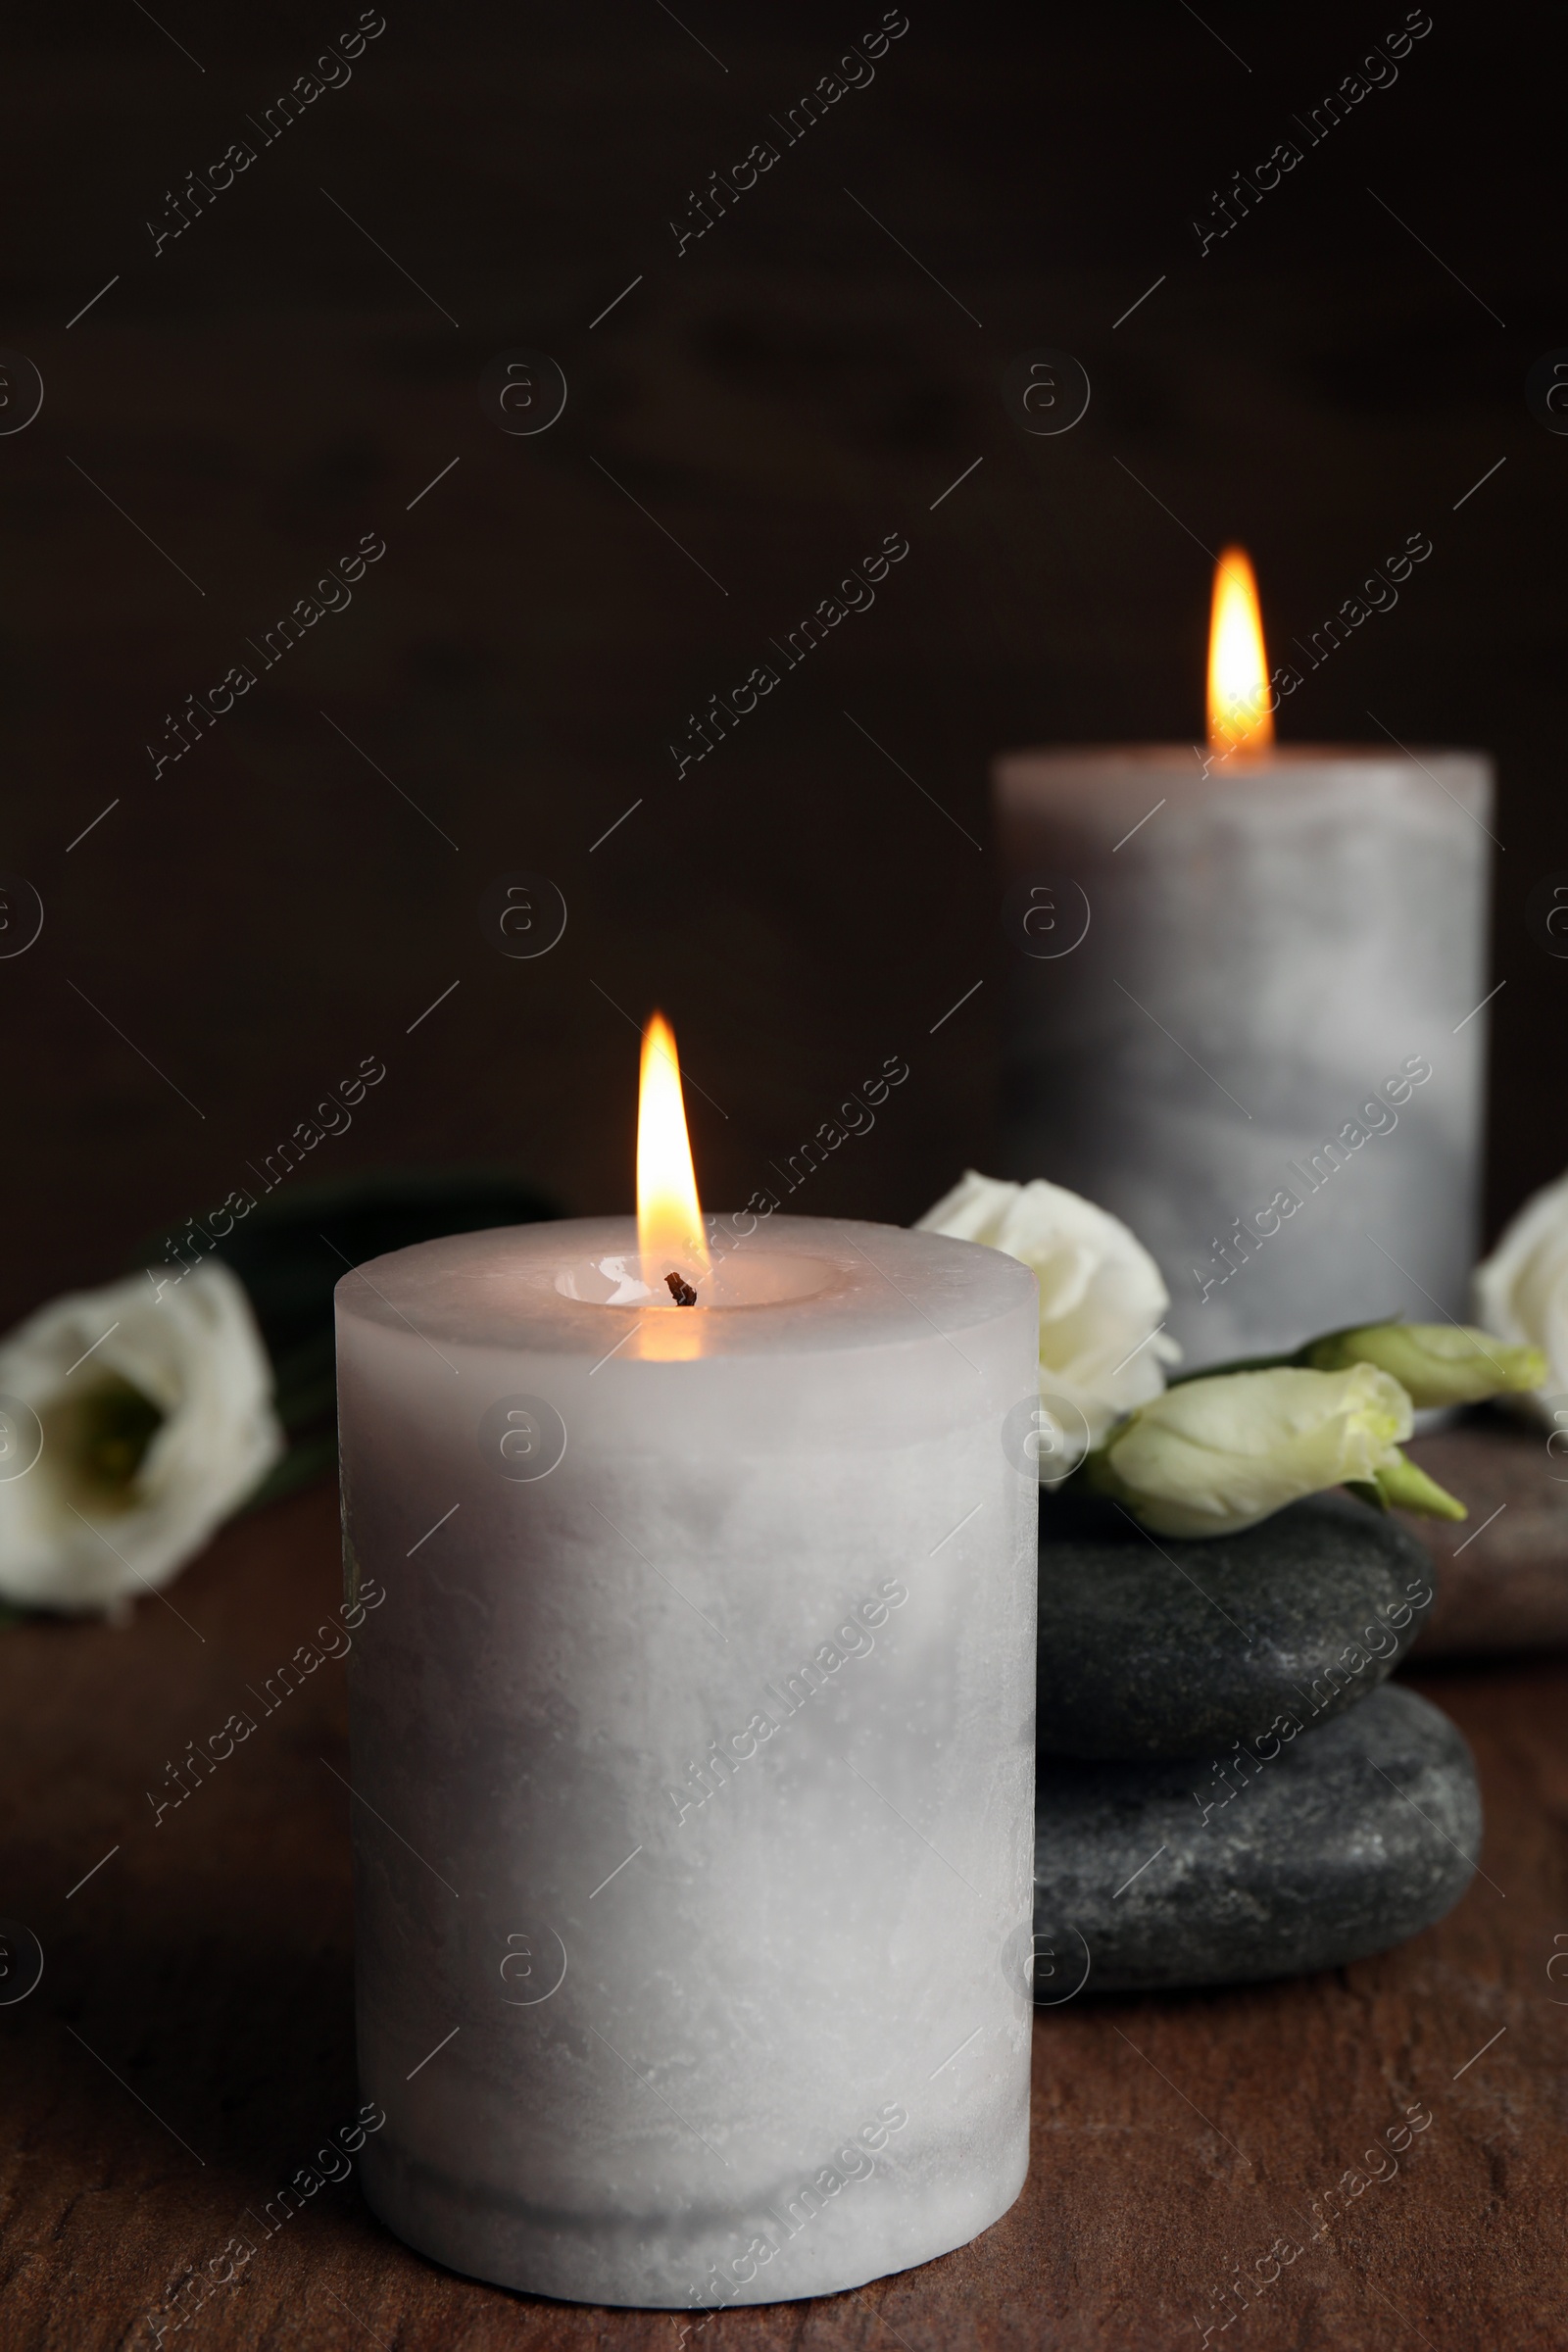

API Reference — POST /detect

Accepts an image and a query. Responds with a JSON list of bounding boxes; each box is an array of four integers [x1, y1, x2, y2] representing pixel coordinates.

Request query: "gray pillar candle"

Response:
[[995, 745, 1494, 1364], [338, 1214, 1038, 2307]]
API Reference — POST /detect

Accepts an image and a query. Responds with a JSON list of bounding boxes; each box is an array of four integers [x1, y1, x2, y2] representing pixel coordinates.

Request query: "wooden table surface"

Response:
[[3, 1480, 1564, 2352]]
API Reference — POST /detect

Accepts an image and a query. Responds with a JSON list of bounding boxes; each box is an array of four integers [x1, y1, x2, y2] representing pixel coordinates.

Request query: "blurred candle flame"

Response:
[[1206, 546, 1273, 757], [637, 1012, 710, 1292]]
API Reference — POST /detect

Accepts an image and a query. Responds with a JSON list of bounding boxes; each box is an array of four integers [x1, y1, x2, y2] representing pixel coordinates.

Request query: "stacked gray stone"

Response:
[[1032, 1493, 1482, 1994]]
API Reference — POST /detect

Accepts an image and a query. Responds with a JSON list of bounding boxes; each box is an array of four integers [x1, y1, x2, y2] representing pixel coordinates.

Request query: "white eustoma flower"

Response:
[[917, 1169, 1180, 1448], [0, 1262, 284, 1614], [1473, 1170, 1568, 1423], [1092, 1362, 1426, 1539]]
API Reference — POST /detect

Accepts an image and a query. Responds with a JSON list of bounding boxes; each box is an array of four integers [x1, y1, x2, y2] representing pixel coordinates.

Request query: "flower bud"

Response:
[[1305, 1321, 1546, 1407], [1088, 1362, 1433, 1539]]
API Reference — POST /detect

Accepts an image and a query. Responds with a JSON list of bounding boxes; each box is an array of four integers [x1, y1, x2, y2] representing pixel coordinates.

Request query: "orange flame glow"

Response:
[[1206, 546, 1273, 757], [637, 1012, 709, 1291]]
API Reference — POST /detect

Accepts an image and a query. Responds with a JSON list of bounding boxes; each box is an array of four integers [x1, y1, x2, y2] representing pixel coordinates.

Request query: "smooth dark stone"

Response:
[[1032, 1683, 1480, 1996], [1038, 1489, 1437, 1760]]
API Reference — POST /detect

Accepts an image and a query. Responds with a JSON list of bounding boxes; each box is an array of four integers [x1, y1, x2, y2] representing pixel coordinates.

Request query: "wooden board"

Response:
[[2, 1483, 1563, 2350]]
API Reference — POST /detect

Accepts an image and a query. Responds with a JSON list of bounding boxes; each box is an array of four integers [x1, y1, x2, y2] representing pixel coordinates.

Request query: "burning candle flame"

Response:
[[637, 1012, 710, 1292], [1206, 546, 1273, 757]]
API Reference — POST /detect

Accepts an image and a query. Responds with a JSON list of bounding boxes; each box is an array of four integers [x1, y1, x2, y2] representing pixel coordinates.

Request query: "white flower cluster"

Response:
[[921, 1165, 1544, 1539]]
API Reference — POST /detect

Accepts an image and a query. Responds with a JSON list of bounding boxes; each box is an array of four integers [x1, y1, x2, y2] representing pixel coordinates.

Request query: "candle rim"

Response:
[[332, 1213, 1038, 1358], [993, 740, 1491, 765]]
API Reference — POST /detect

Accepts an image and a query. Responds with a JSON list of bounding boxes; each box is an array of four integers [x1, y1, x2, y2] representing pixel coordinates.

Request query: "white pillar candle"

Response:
[[995, 744, 1493, 1365], [338, 1213, 1037, 2307]]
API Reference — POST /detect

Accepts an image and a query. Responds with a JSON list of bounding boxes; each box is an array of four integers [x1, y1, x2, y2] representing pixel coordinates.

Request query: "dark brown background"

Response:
[[2, 0, 1563, 1330]]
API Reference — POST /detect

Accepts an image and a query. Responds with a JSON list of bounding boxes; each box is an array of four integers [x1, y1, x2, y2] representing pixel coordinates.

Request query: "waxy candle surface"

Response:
[[997, 746, 1493, 1362], [338, 1214, 1039, 2307]]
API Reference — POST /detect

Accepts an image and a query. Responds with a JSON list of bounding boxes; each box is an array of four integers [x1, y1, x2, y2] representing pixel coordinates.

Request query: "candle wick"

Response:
[[664, 1270, 698, 1306]]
